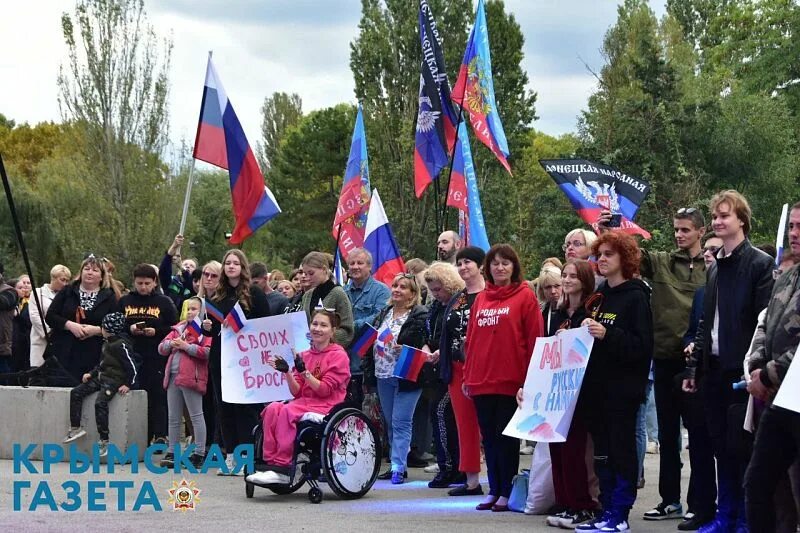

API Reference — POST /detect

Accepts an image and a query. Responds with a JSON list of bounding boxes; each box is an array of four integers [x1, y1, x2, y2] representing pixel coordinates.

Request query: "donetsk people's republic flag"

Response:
[[540, 158, 652, 239]]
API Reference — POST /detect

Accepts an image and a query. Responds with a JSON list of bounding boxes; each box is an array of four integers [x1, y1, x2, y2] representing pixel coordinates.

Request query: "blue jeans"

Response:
[[377, 377, 422, 473], [636, 380, 653, 479]]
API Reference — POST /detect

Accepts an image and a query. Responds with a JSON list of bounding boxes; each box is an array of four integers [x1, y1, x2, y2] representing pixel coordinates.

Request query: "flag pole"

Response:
[[178, 158, 197, 235], [441, 72, 469, 234], [179, 50, 213, 236]]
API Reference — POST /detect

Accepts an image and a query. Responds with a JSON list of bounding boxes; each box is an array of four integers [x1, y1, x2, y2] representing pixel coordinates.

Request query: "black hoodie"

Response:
[[583, 278, 653, 406]]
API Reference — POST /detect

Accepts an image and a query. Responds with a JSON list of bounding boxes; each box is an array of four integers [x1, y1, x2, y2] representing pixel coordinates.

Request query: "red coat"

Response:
[[463, 282, 542, 396], [158, 322, 211, 394]]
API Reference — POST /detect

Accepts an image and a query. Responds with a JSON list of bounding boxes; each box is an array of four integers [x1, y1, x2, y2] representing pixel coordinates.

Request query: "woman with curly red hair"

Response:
[[575, 232, 653, 533]]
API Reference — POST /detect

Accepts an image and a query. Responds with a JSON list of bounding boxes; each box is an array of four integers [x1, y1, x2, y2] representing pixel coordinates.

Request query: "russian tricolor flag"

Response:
[[187, 316, 203, 336], [393, 345, 428, 382], [223, 302, 247, 333], [364, 189, 405, 286], [193, 56, 281, 244]]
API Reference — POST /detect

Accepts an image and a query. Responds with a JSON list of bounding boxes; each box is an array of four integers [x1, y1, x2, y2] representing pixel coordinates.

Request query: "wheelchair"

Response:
[[245, 401, 381, 504]]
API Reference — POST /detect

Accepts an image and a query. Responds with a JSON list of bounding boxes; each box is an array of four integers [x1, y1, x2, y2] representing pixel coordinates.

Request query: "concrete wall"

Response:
[[0, 386, 147, 460]]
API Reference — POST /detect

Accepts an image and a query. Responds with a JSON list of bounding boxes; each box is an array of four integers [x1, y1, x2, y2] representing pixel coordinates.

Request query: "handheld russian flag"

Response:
[[194, 56, 281, 244], [451, 0, 511, 175], [375, 326, 394, 357], [332, 106, 371, 257], [223, 302, 247, 333], [187, 316, 203, 336], [393, 345, 428, 382], [204, 298, 225, 323], [364, 189, 405, 286], [351, 325, 379, 358], [447, 122, 490, 251]]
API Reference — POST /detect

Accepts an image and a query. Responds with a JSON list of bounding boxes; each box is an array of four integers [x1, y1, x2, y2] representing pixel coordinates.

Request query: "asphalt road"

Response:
[[0, 451, 687, 532]]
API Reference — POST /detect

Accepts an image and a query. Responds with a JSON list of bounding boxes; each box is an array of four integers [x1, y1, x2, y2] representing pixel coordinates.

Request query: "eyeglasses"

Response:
[[703, 245, 720, 255], [562, 240, 586, 251], [676, 207, 698, 215], [83, 253, 109, 263], [202, 271, 220, 279]]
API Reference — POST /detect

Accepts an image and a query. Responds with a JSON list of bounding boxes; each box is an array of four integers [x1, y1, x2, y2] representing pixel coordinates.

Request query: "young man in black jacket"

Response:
[[118, 264, 178, 448], [684, 190, 774, 533]]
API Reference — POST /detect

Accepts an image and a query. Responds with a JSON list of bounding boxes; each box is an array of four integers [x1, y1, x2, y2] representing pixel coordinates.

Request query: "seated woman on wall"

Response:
[[246, 308, 351, 486]]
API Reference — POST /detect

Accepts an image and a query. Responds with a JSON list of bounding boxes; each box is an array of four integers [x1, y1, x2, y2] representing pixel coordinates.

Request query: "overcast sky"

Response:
[[1, 0, 667, 153]]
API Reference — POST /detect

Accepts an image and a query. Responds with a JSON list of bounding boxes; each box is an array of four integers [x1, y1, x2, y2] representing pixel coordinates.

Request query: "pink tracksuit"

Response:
[[261, 343, 350, 467]]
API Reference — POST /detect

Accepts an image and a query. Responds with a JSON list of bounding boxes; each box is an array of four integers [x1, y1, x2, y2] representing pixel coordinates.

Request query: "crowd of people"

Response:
[[1, 189, 799, 532]]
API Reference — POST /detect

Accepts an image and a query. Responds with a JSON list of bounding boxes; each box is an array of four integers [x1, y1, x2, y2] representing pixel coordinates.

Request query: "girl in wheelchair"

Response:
[[246, 308, 351, 485]]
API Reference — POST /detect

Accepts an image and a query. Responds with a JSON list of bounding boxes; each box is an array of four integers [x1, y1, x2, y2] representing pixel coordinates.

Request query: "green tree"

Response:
[[258, 92, 303, 183], [349, 0, 536, 259], [58, 0, 175, 273], [259, 104, 356, 267]]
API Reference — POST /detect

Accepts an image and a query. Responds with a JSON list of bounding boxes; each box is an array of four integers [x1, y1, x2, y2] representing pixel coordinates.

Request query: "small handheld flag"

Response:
[[223, 302, 247, 333], [351, 325, 379, 358], [375, 326, 394, 357], [204, 298, 225, 323], [393, 345, 428, 382], [187, 316, 203, 336]]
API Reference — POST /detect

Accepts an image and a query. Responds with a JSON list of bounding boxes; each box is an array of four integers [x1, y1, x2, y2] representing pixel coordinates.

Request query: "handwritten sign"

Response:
[[221, 311, 311, 404], [503, 327, 594, 442]]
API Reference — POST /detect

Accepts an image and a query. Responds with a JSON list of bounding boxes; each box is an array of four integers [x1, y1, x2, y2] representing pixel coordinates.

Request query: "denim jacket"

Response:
[[344, 276, 391, 374]]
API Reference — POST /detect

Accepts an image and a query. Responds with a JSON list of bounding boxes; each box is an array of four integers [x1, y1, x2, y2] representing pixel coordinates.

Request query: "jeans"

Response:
[[0, 357, 11, 374], [745, 406, 800, 532], [636, 380, 653, 480], [69, 376, 121, 441], [473, 394, 520, 499], [703, 365, 748, 525], [166, 377, 206, 455], [377, 377, 422, 473]]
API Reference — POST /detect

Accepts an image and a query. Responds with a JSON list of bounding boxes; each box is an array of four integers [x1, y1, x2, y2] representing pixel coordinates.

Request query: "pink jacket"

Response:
[[290, 343, 351, 413], [158, 322, 211, 394]]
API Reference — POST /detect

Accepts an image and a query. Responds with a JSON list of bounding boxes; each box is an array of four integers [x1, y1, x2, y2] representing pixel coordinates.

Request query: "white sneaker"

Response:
[[520, 445, 535, 455], [646, 441, 659, 454], [546, 511, 569, 527], [63, 427, 87, 443], [217, 453, 237, 476], [424, 464, 440, 474], [246, 470, 290, 485], [97, 440, 109, 458]]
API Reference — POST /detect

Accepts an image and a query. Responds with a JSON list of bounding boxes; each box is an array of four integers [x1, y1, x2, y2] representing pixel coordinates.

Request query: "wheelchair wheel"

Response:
[[308, 487, 323, 504], [320, 407, 380, 499], [245, 481, 254, 499]]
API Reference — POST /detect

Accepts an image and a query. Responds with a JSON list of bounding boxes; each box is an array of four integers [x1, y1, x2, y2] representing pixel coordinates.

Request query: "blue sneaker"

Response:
[[697, 518, 732, 533], [391, 470, 405, 485], [575, 511, 614, 532], [600, 516, 631, 532]]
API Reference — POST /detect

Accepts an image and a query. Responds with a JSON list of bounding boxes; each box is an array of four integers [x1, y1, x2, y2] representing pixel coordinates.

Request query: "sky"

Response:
[[0, 0, 667, 153]]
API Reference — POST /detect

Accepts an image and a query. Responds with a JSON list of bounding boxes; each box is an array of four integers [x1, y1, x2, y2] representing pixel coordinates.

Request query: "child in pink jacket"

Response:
[[157, 297, 212, 467], [246, 308, 350, 485]]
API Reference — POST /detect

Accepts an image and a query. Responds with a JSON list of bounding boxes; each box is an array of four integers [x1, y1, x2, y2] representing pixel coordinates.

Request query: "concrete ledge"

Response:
[[0, 386, 148, 460]]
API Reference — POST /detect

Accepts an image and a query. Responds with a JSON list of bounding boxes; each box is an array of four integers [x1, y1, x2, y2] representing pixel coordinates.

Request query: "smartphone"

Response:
[[134, 321, 146, 330], [597, 194, 622, 227]]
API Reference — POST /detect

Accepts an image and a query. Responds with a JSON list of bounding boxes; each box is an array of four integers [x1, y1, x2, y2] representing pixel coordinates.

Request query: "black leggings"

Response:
[[70, 377, 121, 440], [473, 394, 520, 498], [209, 354, 259, 452], [431, 382, 459, 473]]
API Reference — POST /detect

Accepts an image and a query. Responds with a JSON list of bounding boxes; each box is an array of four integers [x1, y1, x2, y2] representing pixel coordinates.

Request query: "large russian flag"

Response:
[[193, 56, 280, 244], [364, 189, 405, 286]]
